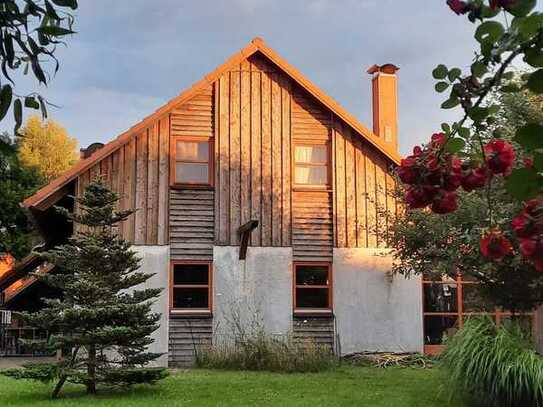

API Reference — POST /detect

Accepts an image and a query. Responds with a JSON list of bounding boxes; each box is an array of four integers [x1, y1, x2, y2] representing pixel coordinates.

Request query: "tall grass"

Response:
[[441, 317, 543, 407], [195, 330, 337, 373]]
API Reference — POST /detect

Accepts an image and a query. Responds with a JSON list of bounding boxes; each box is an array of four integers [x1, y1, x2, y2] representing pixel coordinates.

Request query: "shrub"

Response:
[[441, 317, 543, 407], [195, 330, 337, 373]]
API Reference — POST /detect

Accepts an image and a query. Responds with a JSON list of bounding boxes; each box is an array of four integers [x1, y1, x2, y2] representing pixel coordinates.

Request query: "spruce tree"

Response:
[[2, 179, 168, 397]]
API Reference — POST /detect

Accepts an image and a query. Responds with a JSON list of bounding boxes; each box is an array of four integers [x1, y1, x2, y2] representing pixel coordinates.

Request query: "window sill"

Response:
[[293, 187, 332, 193], [293, 309, 333, 317], [170, 184, 214, 191], [170, 309, 213, 319]]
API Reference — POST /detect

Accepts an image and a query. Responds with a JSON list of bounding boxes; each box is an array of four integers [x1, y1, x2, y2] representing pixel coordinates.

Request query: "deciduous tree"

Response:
[[0, 0, 78, 132], [0, 132, 42, 258], [18, 115, 78, 182], [391, 85, 543, 312], [396, 0, 543, 292]]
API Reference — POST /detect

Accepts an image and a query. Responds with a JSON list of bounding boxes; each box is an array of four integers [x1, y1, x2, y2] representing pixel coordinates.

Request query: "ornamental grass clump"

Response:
[[196, 330, 337, 373], [441, 317, 543, 407]]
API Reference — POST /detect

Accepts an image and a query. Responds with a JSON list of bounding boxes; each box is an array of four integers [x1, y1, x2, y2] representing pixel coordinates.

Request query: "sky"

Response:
[[0, 0, 527, 156]]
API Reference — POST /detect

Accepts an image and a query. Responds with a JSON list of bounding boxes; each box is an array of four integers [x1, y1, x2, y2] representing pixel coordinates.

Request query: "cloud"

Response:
[[50, 87, 165, 147], [0, 1, 525, 154]]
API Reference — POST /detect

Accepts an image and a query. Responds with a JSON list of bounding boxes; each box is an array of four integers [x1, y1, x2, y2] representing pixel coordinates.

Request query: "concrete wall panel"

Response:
[[213, 246, 293, 340], [132, 245, 169, 367], [333, 248, 423, 355]]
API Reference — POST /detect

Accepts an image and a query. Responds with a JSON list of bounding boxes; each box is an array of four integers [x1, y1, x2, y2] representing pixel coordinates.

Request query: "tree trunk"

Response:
[[86, 344, 97, 395], [52, 376, 67, 399], [51, 346, 80, 399]]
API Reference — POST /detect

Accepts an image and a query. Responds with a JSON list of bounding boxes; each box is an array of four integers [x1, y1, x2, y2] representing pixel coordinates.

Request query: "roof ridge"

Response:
[[23, 37, 400, 209]]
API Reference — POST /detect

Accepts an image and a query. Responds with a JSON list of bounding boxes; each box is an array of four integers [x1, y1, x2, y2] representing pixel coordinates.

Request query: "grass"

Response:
[[0, 365, 462, 407]]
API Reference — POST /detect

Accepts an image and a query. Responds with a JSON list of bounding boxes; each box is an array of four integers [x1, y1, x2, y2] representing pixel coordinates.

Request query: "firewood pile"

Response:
[[343, 352, 434, 368]]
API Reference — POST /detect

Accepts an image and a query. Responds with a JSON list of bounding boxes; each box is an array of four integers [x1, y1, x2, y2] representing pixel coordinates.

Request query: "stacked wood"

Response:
[[343, 352, 434, 369]]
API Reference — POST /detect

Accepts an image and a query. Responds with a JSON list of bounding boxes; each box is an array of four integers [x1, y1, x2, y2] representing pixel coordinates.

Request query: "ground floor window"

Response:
[[293, 263, 332, 312], [170, 262, 211, 312], [422, 273, 535, 354]]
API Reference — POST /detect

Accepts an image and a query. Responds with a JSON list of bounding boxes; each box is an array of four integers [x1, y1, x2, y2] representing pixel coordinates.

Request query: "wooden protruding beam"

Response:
[[238, 220, 259, 260]]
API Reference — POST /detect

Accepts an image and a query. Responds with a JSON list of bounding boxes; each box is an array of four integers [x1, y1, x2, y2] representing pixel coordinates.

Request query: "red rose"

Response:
[[524, 157, 534, 168], [431, 190, 458, 214], [512, 215, 532, 238], [484, 139, 516, 175], [534, 260, 543, 272], [461, 166, 489, 192], [512, 200, 543, 238], [444, 173, 462, 191], [480, 229, 513, 260], [447, 0, 468, 15], [397, 157, 419, 184], [520, 235, 543, 260], [399, 132, 462, 212], [520, 238, 538, 258], [523, 199, 543, 218], [406, 186, 436, 209], [431, 132, 447, 147]]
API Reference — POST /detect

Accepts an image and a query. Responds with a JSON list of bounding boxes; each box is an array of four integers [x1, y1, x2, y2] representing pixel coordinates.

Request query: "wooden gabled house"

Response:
[[7, 38, 430, 365]]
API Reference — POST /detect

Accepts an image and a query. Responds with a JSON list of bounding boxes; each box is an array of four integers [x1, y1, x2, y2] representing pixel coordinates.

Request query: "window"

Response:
[[294, 143, 329, 187], [422, 274, 535, 354], [171, 262, 211, 311], [171, 136, 213, 186], [294, 263, 332, 311]]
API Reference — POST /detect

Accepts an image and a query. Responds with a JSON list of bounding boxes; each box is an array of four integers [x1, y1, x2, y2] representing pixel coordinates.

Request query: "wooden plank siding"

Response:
[[291, 87, 334, 260], [169, 86, 215, 259], [169, 189, 215, 260], [74, 116, 169, 245], [72, 52, 398, 253], [214, 54, 292, 247], [333, 119, 398, 248]]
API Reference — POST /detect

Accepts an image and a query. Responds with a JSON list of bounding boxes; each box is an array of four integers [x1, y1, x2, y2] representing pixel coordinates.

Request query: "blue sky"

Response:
[[1, 1, 528, 155]]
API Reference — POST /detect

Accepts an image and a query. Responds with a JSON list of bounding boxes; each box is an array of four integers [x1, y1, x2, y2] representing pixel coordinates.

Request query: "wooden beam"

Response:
[[238, 220, 259, 260]]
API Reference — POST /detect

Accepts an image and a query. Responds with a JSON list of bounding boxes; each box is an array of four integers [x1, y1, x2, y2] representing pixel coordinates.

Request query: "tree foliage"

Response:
[[0, 1, 78, 132], [0, 132, 42, 258], [396, 1, 543, 305], [390, 86, 543, 312], [18, 115, 78, 181], [1, 180, 168, 397]]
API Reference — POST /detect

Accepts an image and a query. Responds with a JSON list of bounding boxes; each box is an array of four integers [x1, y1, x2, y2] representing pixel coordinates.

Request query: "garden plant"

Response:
[[1, 180, 168, 397]]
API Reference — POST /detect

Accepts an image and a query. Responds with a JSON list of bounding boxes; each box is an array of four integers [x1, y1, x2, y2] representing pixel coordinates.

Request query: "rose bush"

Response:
[[398, 0, 543, 274]]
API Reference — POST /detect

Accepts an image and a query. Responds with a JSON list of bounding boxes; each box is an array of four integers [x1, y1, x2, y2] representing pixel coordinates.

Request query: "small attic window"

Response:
[[170, 136, 214, 187]]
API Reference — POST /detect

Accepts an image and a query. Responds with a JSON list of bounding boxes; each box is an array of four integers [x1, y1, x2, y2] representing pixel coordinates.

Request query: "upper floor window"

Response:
[[294, 263, 332, 312], [293, 143, 329, 188], [171, 136, 213, 187]]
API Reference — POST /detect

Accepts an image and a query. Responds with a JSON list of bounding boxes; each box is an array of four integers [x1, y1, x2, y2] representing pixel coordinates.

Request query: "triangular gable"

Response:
[[23, 37, 400, 210]]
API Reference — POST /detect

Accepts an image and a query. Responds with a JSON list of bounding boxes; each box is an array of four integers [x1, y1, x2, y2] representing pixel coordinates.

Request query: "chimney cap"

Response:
[[367, 64, 400, 75], [80, 142, 105, 159]]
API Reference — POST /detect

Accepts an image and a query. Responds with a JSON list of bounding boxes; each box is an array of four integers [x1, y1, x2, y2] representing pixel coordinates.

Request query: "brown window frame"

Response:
[[170, 260, 212, 314], [292, 140, 331, 190], [422, 273, 536, 355], [293, 262, 333, 314], [170, 135, 214, 188]]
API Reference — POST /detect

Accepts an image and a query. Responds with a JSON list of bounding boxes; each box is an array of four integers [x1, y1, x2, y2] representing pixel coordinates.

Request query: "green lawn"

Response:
[[0, 366, 461, 407]]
